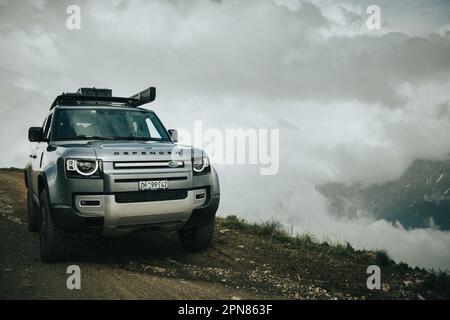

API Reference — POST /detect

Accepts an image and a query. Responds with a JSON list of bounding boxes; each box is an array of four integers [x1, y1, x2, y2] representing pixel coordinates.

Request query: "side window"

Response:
[[43, 114, 53, 139]]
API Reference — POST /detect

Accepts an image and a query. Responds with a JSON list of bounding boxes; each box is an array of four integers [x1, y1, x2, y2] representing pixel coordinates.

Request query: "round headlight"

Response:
[[76, 160, 98, 176], [193, 156, 209, 173]]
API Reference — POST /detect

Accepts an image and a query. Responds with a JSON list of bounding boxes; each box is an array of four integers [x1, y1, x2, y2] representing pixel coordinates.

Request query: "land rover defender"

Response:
[[25, 87, 220, 262]]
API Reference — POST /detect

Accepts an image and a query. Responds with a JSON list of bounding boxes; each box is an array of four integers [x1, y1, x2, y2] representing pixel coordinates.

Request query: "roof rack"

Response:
[[50, 86, 156, 110]]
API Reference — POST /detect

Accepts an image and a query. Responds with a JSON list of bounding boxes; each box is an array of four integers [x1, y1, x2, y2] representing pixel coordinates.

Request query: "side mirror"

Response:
[[168, 129, 178, 143], [28, 127, 44, 142]]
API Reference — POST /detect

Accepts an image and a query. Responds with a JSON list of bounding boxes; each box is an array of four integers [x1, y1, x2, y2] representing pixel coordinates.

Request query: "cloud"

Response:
[[1, 0, 450, 269]]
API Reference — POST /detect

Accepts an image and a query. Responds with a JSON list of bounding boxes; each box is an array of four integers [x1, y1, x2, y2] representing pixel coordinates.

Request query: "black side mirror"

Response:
[[168, 129, 178, 143], [28, 127, 44, 142]]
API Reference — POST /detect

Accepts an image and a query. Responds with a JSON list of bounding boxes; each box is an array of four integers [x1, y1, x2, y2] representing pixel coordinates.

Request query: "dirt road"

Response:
[[0, 169, 444, 300]]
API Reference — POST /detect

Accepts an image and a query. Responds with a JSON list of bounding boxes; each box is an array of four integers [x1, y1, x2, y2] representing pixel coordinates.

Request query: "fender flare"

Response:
[[37, 172, 52, 211]]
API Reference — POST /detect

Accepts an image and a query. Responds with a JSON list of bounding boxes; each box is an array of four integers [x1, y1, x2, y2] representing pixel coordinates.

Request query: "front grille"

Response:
[[113, 161, 184, 170], [114, 189, 188, 203]]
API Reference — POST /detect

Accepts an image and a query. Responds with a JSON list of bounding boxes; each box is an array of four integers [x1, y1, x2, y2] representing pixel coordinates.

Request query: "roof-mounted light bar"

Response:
[[129, 87, 156, 107]]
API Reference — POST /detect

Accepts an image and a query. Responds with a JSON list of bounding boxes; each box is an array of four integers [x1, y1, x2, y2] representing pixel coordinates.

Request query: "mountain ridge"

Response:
[[319, 158, 450, 230]]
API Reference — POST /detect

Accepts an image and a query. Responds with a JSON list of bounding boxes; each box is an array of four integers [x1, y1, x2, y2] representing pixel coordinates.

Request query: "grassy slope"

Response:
[[217, 215, 450, 299]]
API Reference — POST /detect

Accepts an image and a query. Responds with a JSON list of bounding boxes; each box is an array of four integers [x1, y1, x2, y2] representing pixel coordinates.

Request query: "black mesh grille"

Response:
[[114, 189, 188, 203]]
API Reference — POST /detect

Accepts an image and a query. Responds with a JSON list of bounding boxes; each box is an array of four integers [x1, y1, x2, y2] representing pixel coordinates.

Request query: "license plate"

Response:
[[138, 180, 168, 190]]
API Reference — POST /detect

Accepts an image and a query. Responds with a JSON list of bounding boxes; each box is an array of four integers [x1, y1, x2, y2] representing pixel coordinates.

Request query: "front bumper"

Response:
[[51, 189, 219, 236]]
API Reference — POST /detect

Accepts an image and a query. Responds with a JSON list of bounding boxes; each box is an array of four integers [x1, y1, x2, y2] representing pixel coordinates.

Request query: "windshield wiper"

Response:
[[71, 135, 116, 140], [110, 136, 154, 141]]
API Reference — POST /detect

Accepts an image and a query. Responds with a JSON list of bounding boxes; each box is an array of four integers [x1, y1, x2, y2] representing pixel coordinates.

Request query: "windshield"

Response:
[[54, 108, 171, 142]]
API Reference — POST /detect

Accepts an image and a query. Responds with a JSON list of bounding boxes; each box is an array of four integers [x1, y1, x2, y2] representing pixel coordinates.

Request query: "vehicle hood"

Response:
[[54, 140, 194, 162], [94, 141, 192, 162]]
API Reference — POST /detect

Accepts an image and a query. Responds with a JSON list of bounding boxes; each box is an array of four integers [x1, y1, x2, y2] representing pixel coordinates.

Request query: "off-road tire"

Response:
[[39, 190, 69, 262], [178, 218, 215, 251], [27, 189, 39, 232]]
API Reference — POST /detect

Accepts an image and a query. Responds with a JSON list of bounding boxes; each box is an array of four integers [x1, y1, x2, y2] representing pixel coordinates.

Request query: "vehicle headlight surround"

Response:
[[192, 156, 210, 174], [66, 159, 102, 177]]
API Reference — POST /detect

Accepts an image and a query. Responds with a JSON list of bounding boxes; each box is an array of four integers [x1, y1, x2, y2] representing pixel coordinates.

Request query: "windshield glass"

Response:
[[54, 108, 171, 141]]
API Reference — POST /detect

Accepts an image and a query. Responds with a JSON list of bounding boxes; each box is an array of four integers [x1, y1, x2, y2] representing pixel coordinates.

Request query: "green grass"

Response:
[[222, 215, 292, 240], [419, 270, 450, 299], [220, 215, 361, 257], [375, 250, 394, 268]]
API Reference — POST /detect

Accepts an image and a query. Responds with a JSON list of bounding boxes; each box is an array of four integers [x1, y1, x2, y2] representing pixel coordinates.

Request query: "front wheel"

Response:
[[39, 190, 69, 262], [178, 218, 215, 252]]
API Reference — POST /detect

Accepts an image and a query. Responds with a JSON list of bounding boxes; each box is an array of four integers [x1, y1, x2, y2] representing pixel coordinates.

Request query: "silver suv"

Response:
[[25, 87, 220, 262]]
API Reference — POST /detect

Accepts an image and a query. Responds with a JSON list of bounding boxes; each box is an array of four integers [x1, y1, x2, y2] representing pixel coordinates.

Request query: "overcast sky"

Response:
[[1, 0, 450, 269]]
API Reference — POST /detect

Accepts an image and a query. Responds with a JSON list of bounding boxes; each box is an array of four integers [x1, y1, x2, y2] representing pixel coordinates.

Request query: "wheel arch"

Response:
[[24, 165, 32, 190], [37, 172, 53, 211]]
